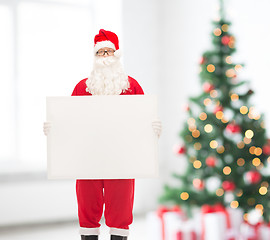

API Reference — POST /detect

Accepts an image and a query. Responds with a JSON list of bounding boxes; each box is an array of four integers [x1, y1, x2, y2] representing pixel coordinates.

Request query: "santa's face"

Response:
[[86, 47, 129, 95]]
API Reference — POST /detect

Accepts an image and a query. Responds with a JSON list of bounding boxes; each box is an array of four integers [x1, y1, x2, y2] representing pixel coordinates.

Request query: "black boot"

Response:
[[81, 235, 98, 240], [111, 235, 127, 240]]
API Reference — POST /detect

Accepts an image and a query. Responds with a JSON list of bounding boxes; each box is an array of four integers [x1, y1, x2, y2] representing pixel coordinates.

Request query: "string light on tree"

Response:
[[199, 112, 207, 121], [221, 24, 229, 32], [245, 130, 254, 139], [255, 204, 264, 216], [185, 135, 192, 142], [226, 69, 236, 78], [204, 124, 213, 133], [214, 28, 222, 36], [235, 64, 243, 71], [230, 93, 239, 101], [207, 64, 215, 73], [254, 114, 261, 120], [221, 118, 229, 124], [204, 98, 212, 106], [189, 124, 196, 132], [188, 118, 196, 125], [216, 188, 224, 197], [193, 142, 202, 150], [210, 140, 218, 149], [225, 56, 232, 64], [254, 147, 262, 156], [180, 192, 189, 200], [240, 106, 248, 114], [236, 190, 243, 197], [230, 201, 239, 209], [261, 182, 269, 188], [247, 198, 255, 206], [193, 160, 202, 169], [217, 145, 225, 154], [244, 137, 252, 144], [237, 141, 245, 149], [243, 214, 249, 221], [192, 130, 200, 138], [249, 146, 256, 155], [228, 36, 235, 48], [210, 90, 218, 98], [259, 186, 268, 195], [223, 166, 232, 175], [237, 158, 245, 166], [216, 110, 224, 120], [252, 158, 261, 167]]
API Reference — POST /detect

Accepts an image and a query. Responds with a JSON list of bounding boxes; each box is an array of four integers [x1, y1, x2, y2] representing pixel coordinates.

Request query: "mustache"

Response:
[[94, 56, 117, 67]]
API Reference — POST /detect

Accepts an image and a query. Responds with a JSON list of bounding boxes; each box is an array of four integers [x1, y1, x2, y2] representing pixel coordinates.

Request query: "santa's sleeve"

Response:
[[129, 77, 144, 95], [71, 85, 78, 96], [71, 79, 87, 96]]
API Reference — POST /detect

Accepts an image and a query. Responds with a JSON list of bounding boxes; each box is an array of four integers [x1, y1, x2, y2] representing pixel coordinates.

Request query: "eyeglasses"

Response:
[[96, 49, 115, 56]]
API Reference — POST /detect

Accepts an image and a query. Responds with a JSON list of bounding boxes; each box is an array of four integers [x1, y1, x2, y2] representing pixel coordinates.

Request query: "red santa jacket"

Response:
[[71, 76, 144, 96]]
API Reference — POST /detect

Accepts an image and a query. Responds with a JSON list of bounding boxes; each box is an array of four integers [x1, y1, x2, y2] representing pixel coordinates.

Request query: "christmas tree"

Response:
[[160, 0, 270, 222]]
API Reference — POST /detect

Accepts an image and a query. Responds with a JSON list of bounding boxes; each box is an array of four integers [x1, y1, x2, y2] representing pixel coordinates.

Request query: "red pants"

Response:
[[76, 179, 134, 236]]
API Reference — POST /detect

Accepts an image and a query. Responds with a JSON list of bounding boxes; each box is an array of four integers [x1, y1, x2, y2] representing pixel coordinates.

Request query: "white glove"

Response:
[[152, 119, 162, 138], [43, 122, 52, 136]]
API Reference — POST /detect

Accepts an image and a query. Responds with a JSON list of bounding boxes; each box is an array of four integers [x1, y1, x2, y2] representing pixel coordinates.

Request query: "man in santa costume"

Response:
[[44, 29, 162, 240]]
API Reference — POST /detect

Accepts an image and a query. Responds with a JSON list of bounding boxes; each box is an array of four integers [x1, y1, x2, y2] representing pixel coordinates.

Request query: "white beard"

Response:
[[86, 56, 129, 95]]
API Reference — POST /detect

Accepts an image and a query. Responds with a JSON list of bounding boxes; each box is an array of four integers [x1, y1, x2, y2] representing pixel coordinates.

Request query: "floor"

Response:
[[0, 216, 147, 240]]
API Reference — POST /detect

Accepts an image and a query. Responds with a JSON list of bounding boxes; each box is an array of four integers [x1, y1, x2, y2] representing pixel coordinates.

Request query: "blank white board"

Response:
[[46, 95, 159, 179]]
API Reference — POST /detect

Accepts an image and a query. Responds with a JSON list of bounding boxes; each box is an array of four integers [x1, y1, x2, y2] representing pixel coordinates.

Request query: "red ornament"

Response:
[[214, 106, 223, 114], [203, 82, 215, 93], [193, 179, 205, 190], [222, 181, 236, 191], [226, 123, 241, 134], [183, 104, 190, 111], [245, 171, 261, 184], [263, 145, 270, 155], [174, 145, 186, 154], [178, 147, 186, 154], [221, 35, 231, 45], [200, 56, 206, 65], [206, 156, 217, 167], [263, 140, 270, 155]]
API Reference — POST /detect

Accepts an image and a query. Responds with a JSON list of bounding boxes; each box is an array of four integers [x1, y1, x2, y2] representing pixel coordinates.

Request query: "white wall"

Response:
[[122, 0, 162, 214], [0, 179, 77, 226]]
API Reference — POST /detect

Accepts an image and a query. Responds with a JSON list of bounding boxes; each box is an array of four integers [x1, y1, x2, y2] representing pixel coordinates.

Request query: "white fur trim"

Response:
[[79, 227, 100, 235], [110, 227, 129, 236], [114, 49, 122, 58], [94, 40, 116, 53]]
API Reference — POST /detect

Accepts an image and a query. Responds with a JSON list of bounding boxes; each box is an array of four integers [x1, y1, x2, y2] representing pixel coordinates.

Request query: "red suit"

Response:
[[72, 77, 144, 237]]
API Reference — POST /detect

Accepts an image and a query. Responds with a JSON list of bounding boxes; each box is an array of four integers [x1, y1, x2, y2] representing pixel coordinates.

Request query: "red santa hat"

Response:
[[93, 29, 121, 57]]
